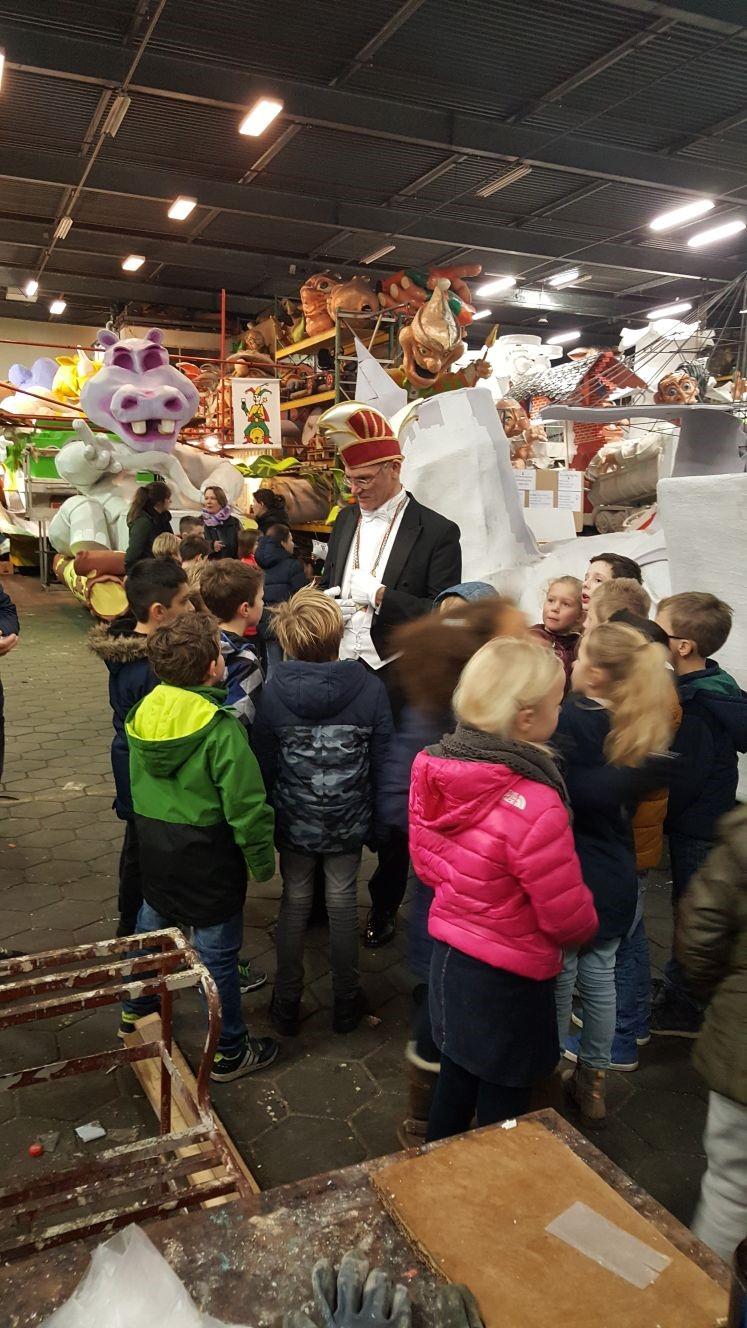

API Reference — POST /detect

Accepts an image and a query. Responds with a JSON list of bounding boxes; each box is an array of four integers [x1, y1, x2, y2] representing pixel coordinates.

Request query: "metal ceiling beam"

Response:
[[0, 218, 665, 317], [0, 266, 267, 315], [604, 0, 747, 34], [5, 27, 747, 199], [328, 0, 427, 86], [507, 17, 674, 123], [0, 146, 742, 282]]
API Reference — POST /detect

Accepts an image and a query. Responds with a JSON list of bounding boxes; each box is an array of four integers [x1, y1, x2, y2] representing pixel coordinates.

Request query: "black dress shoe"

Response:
[[363, 910, 397, 949]]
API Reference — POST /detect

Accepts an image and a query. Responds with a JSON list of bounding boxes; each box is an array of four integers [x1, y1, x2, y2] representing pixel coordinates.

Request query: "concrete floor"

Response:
[[0, 576, 708, 1223]]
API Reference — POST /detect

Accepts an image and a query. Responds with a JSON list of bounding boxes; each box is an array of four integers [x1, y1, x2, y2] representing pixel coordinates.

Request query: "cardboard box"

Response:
[[514, 467, 584, 536]]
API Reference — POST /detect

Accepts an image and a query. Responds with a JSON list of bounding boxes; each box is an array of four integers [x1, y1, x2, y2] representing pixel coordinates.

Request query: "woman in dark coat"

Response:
[[124, 481, 172, 571], [202, 484, 241, 559], [251, 487, 290, 534]]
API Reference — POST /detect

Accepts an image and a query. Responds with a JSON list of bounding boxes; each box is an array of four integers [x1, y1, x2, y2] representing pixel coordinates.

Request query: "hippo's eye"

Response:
[[112, 349, 134, 371], [141, 347, 165, 372]]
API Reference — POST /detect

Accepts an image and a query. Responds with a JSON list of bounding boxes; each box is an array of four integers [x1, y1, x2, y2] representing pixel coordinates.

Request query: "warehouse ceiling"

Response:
[[0, 0, 746, 340]]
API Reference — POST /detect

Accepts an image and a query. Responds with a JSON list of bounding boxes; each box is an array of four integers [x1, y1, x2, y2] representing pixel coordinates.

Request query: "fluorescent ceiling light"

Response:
[[0, 49, 5, 92], [647, 300, 692, 319], [239, 97, 283, 136], [122, 254, 145, 271], [24, 279, 38, 298], [103, 91, 131, 138], [548, 268, 581, 289], [649, 198, 714, 232], [476, 164, 531, 199], [472, 309, 492, 320], [549, 329, 581, 346], [49, 299, 66, 316], [168, 196, 197, 221], [53, 216, 73, 241], [688, 218, 746, 248], [361, 242, 395, 264], [476, 275, 516, 297]]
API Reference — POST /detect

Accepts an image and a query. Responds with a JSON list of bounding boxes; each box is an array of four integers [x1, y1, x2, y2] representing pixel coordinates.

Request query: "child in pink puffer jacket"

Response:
[[409, 637, 598, 1142]]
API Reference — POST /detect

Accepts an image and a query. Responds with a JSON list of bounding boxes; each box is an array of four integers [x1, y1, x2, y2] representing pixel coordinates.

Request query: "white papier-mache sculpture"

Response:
[[48, 328, 242, 554], [397, 389, 540, 585], [481, 334, 563, 401]]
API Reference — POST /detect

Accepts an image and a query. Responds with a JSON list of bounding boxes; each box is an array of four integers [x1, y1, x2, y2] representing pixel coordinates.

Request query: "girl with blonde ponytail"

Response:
[[554, 622, 677, 1124]]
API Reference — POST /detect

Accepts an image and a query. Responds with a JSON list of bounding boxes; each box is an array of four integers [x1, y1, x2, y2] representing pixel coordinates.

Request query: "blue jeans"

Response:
[[614, 874, 651, 1055], [665, 833, 712, 1008], [555, 937, 621, 1070], [122, 902, 246, 1055]]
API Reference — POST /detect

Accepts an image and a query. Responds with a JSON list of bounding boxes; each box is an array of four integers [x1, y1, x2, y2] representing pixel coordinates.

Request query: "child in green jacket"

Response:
[[120, 611, 278, 1082]]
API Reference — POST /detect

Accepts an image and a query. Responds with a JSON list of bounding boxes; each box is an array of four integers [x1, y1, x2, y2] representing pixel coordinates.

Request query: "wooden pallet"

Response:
[[124, 1013, 259, 1203]]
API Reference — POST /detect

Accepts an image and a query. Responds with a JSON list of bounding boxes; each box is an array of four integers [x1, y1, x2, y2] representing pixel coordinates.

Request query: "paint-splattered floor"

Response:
[[0, 576, 708, 1225]]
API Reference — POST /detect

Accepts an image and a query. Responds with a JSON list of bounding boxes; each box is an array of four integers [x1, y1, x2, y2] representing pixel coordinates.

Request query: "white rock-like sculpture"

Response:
[[398, 388, 540, 582]]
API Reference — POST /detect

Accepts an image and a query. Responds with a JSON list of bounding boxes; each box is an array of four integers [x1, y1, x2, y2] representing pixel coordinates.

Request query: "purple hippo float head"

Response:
[[80, 328, 199, 452]]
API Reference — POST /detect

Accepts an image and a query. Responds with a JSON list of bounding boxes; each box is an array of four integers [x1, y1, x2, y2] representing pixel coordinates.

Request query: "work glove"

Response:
[[433, 1284, 484, 1328], [349, 570, 382, 610], [284, 1251, 411, 1328]]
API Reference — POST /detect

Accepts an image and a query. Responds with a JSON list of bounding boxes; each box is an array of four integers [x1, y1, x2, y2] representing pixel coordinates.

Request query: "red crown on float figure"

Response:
[[317, 401, 402, 469]]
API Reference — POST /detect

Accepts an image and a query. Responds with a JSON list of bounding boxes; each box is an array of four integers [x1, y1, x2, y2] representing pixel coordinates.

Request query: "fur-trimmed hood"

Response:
[[89, 621, 149, 671]]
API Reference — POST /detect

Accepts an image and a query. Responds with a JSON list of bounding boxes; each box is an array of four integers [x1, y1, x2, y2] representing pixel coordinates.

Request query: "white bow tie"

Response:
[[360, 508, 390, 524]]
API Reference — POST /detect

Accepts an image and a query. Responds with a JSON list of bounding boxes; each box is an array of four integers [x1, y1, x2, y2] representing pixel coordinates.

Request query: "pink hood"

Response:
[[409, 751, 597, 980]]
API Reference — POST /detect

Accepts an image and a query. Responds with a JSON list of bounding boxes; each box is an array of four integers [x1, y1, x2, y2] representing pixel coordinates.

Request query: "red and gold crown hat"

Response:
[[317, 401, 402, 469]]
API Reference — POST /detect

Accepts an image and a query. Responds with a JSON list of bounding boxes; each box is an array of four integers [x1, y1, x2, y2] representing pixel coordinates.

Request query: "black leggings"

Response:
[[426, 1053, 532, 1142]]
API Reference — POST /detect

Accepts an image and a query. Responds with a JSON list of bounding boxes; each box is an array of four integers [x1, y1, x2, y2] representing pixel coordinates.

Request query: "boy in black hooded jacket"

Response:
[[89, 560, 193, 935], [652, 592, 747, 1035]]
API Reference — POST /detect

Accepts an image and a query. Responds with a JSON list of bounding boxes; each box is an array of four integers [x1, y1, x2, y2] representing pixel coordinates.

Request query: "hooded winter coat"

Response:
[[89, 620, 157, 819], [255, 536, 306, 605], [126, 683, 275, 926], [676, 806, 747, 1106], [220, 629, 263, 733], [252, 659, 394, 854], [666, 662, 747, 841], [408, 725, 598, 980], [554, 696, 673, 940]]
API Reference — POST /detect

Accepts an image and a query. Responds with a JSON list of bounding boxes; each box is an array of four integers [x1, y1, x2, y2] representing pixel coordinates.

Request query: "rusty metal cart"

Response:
[[0, 929, 252, 1260]]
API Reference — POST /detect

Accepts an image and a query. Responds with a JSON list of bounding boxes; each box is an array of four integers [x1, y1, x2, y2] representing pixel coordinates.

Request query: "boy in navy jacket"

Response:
[[653, 592, 747, 1035], [89, 560, 193, 935], [252, 587, 393, 1037]]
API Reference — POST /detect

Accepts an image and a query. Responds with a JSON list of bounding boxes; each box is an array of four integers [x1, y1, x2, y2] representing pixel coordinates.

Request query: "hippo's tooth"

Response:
[[157, 420, 175, 434], [131, 420, 147, 435]]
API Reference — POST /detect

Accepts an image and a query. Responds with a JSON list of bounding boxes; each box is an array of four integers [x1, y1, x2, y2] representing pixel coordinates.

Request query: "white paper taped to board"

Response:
[[557, 469, 583, 510], [546, 1201, 671, 1289], [528, 489, 553, 508], [514, 469, 536, 492]]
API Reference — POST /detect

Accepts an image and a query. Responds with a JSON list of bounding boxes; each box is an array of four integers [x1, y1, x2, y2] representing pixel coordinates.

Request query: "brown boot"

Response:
[[398, 1043, 439, 1148], [566, 1063, 606, 1124]]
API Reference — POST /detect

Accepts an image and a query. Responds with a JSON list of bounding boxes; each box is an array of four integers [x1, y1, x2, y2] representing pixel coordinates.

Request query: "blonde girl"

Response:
[[409, 637, 597, 1142], [531, 575, 583, 694], [554, 622, 677, 1122], [151, 532, 182, 562]]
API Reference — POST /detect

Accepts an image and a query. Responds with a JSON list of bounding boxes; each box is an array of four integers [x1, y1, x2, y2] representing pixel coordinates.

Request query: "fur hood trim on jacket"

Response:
[[88, 622, 149, 666]]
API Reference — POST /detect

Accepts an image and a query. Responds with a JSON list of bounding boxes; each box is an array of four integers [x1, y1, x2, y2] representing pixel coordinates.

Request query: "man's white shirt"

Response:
[[339, 488, 409, 669]]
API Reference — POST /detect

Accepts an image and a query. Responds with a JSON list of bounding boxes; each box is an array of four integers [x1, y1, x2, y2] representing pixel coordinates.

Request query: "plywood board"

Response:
[[372, 1121, 726, 1328], [125, 1013, 260, 1201]]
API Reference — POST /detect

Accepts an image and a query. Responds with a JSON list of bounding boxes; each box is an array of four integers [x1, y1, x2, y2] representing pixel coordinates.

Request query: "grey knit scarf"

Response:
[[433, 723, 571, 811]]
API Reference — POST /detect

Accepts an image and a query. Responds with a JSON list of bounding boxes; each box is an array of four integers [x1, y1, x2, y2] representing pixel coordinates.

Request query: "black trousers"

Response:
[[362, 657, 410, 917], [117, 819, 143, 938], [426, 1053, 532, 1143], [0, 680, 4, 784]]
